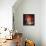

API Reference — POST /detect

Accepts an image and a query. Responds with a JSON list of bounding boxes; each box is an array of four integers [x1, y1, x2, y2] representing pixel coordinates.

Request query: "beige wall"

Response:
[[13, 0, 41, 46]]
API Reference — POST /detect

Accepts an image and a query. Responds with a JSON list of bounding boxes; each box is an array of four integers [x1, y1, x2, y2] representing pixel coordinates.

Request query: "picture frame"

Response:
[[23, 14, 35, 26]]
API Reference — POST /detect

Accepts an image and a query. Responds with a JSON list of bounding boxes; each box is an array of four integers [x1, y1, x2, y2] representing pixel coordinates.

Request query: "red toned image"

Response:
[[23, 14, 35, 26]]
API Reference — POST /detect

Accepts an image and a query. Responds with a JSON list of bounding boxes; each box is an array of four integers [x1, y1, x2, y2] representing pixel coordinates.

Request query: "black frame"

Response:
[[23, 14, 35, 26]]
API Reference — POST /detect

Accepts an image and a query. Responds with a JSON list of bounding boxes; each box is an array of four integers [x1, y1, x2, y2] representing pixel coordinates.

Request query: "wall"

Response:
[[40, 0, 46, 46], [13, 0, 41, 46], [0, 0, 16, 30]]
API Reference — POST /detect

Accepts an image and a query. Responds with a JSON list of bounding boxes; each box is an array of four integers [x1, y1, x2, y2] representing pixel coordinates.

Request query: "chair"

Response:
[[15, 33, 23, 46]]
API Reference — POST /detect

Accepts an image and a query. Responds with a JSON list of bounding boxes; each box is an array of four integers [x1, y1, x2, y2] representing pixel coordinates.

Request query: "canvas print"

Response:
[[23, 14, 35, 26]]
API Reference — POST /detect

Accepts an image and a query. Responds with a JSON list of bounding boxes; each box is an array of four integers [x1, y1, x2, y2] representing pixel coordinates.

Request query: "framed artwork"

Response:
[[23, 14, 35, 26]]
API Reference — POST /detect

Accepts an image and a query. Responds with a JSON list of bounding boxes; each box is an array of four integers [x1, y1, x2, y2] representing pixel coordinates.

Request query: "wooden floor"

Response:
[[0, 39, 16, 46]]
